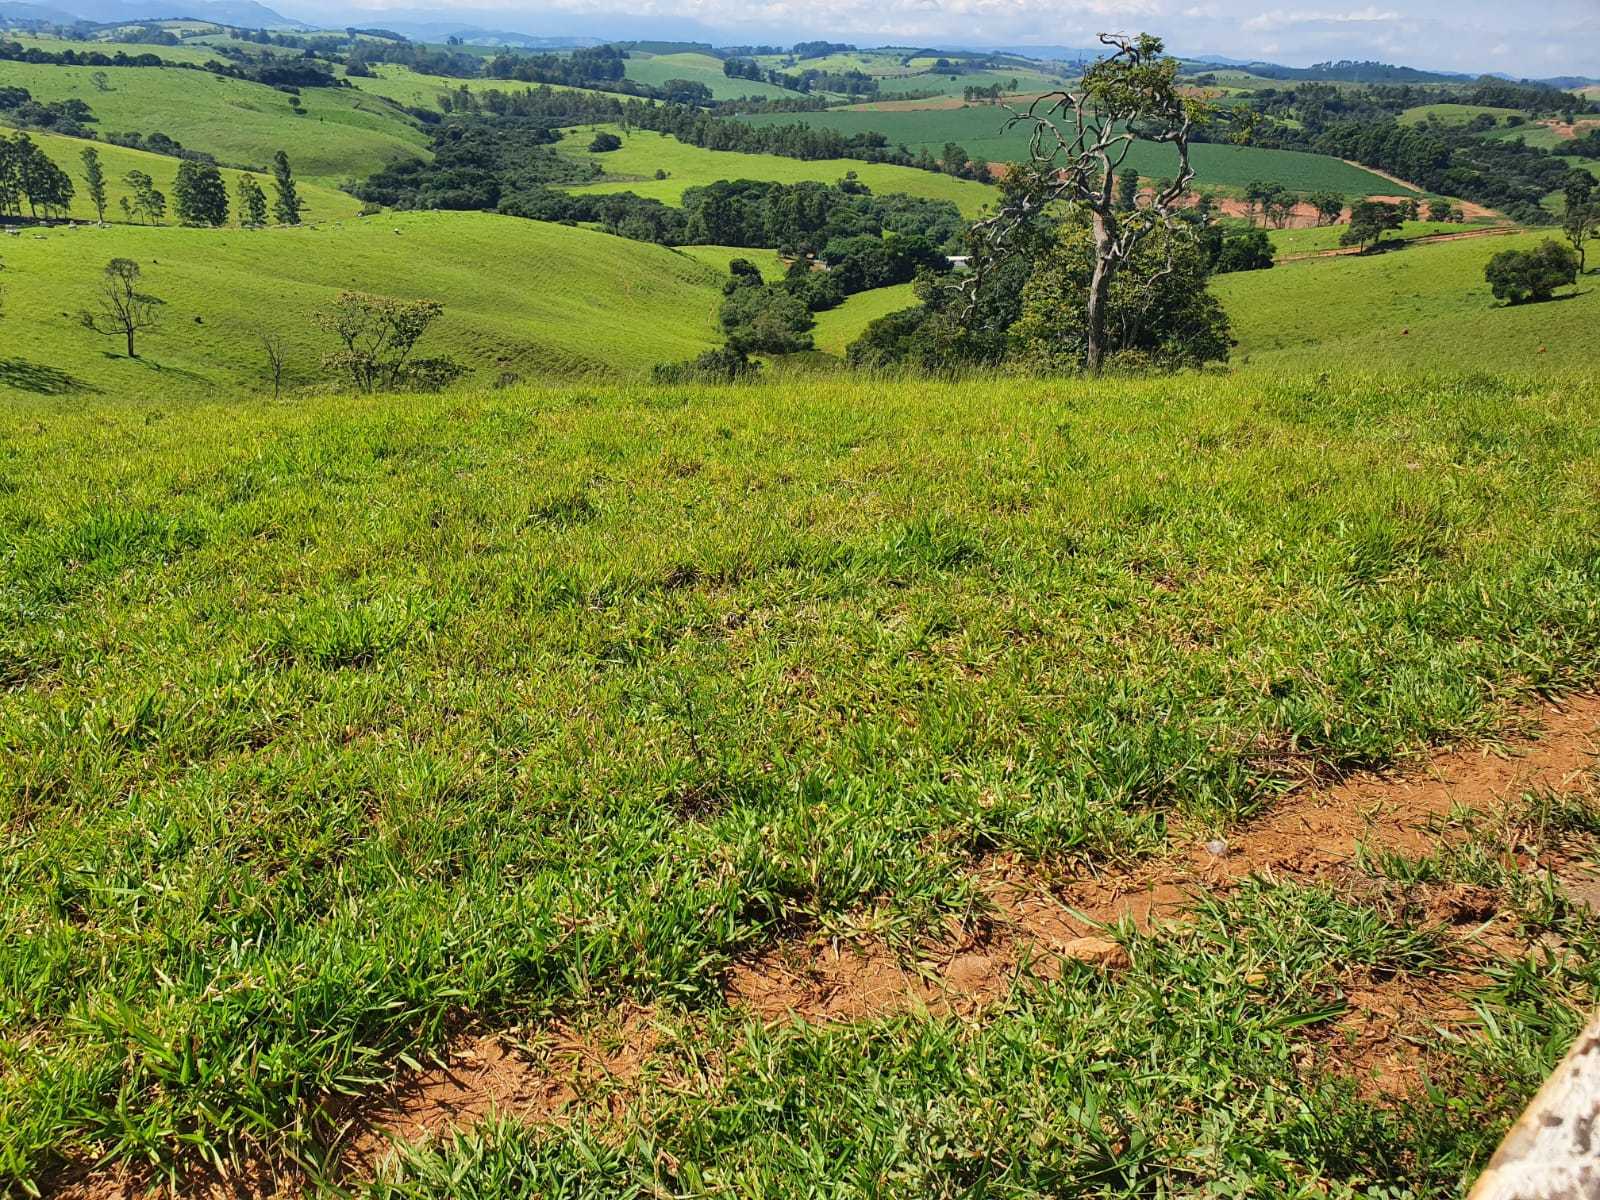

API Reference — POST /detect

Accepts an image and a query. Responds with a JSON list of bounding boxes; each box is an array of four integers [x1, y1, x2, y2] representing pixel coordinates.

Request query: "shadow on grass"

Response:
[[0, 357, 100, 396], [97, 352, 210, 383]]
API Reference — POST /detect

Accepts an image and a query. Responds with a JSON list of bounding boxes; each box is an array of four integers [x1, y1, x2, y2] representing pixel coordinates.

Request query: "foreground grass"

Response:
[[3, 370, 1600, 1191]]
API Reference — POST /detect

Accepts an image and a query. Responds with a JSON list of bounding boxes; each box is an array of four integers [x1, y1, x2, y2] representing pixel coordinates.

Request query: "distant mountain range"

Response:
[[0, 0, 305, 27]]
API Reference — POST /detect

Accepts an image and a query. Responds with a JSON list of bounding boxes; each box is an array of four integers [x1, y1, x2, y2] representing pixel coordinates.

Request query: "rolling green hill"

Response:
[[0, 61, 428, 183], [10, 126, 363, 223], [1215, 230, 1599, 371], [0, 212, 733, 401], [810, 281, 918, 353], [560, 126, 995, 215], [624, 51, 798, 100], [1398, 103, 1523, 127], [737, 106, 1412, 195], [1, 33, 232, 66], [347, 64, 599, 109]]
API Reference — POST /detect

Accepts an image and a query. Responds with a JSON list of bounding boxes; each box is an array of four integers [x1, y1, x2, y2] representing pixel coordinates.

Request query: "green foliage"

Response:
[[312, 291, 461, 392], [0, 130, 74, 217], [650, 343, 760, 382], [1341, 199, 1406, 251], [172, 158, 227, 226], [1485, 239, 1580, 304], [235, 172, 267, 227], [587, 130, 622, 153], [270, 149, 300, 225], [718, 282, 815, 353], [77, 144, 106, 221], [1011, 218, 1232, 371], [77, 256, 161, 356], [1213, 228, 1275, 274]]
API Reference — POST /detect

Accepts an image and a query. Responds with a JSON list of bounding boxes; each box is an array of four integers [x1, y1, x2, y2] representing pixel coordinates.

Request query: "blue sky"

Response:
[[309, 0, 1599, 76]]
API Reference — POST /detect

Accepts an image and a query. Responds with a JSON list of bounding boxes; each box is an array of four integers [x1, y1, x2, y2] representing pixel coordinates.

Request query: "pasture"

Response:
[[1215, 230, 1600, 372], [0, 212, 734, 401], [809, 280, 918, 353], [737, 106, 1413, 195], [4, 368, 1600, 1196], [10, 126, 363, 223], [559, 125, 996, 215], [0, 60, 428, 182], [624, 51, 799, 99]]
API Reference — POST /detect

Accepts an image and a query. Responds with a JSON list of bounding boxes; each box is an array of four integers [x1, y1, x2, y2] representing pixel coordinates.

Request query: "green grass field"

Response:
[[0, 32, 231, 66], [0, 61, 428, 182], [624, 51, 798, 100], [810, 281, 918, 353], [0, 212, 733, 400], [1398, 103, 1523, 127], [737, 107, 1411, 195], [1265, 219, 1496, 255], [873, 67, 1065, 98], [4, 367, 1600, 1196], [1216, 231, 1600, 371], [560, 126, 996, 215], [346, 65, 598, 110], [11, 126, 362, 223]]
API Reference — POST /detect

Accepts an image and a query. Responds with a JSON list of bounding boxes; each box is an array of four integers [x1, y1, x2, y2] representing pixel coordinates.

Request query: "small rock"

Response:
[[1204, 838, 1229, 858], [1060, 937, 1131, 971]]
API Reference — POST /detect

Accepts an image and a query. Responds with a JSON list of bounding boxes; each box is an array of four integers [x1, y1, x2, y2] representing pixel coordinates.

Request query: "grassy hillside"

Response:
[[3, 369, 1599, 1195], [810, 281, 918, 353], [347, 65, 597, 109], [560, 126, 995, 215], [1265, 218, 1499, 255], [0, 212, 731, 400], [1216, 230, 1600, 371], [1, 32, 231, 66], [1399, 103, 1522, 127], [0, 61, 428, 182], [10, 126, 363, 222], [624, 51, 797, 100], [737, 106, 1412, 195]]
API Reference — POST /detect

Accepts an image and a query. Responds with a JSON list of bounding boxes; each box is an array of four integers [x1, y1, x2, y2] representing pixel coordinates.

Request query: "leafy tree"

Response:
[[1010, 216, 1231, 372], [588, 131, 622, 152], [652, 344, 759, 383], [236, 173, 268, 227], [718, 284, 814, 354], [0, 133, 74, 218], [1484, 239, 1579, 304], [1426, 197, 1458, 222], [1340, 199, 1404, 251], [1213, 229, 1274, 273], [173, 160, 228, 226], [271, 150, 302, 225], [314, 291, 461, 391], [1308, 190, 1343, 226], [120, 170, 166, 224], [79, 257, 162, 357], [79, 146, 107, 222], [978, 34, 1206, 373], [1561, 170, 1596, 274]]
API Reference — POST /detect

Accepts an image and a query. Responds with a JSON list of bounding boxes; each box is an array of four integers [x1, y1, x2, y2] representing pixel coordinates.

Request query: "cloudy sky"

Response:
[[302, 0, 1600, 76]]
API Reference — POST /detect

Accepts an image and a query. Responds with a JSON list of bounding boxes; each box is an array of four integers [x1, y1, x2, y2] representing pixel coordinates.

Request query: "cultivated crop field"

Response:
[[737, 106, 1412, 194], [0, 61, 428, 182], [560, 125, 996, 214], [5, 371, 1600, 1197], [0, 213, 734, 400]]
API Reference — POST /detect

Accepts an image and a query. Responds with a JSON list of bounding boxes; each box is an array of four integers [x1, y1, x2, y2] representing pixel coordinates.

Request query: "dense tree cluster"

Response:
[[354, 119, 599, 210], [0, 131, 75, 218], [0, 85, 95, 137], [1485, 240, 1579, 304], [484, 46, 628, 87]]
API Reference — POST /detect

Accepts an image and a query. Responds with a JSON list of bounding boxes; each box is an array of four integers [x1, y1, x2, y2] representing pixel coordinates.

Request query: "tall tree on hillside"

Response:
[[970, 33, 1206, 374], [121, 170, 166, 225], [80, 258, 162, 357], [1308, 190, 1343, 226], [1561, 170, 1596, 274], [1341, 200, 1404, 252], [236, 172, 268, 227], [271, 150, 302, 225], [173, 160, 228, 227], [80, 146, 107, 223]]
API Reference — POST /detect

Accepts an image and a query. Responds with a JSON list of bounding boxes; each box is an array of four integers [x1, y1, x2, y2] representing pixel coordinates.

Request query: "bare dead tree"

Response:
[[259, 329, 286, 399], [79, 258, 162, 358], [968, 33, 1205, 374]]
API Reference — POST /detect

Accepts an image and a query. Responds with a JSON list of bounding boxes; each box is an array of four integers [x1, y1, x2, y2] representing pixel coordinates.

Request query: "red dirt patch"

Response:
[[334, 1007, 658, 1178]]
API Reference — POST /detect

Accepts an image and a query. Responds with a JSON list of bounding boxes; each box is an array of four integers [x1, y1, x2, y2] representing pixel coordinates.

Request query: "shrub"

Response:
[[1484, 240, 1580, 304], [588, 131, 623, 153]]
